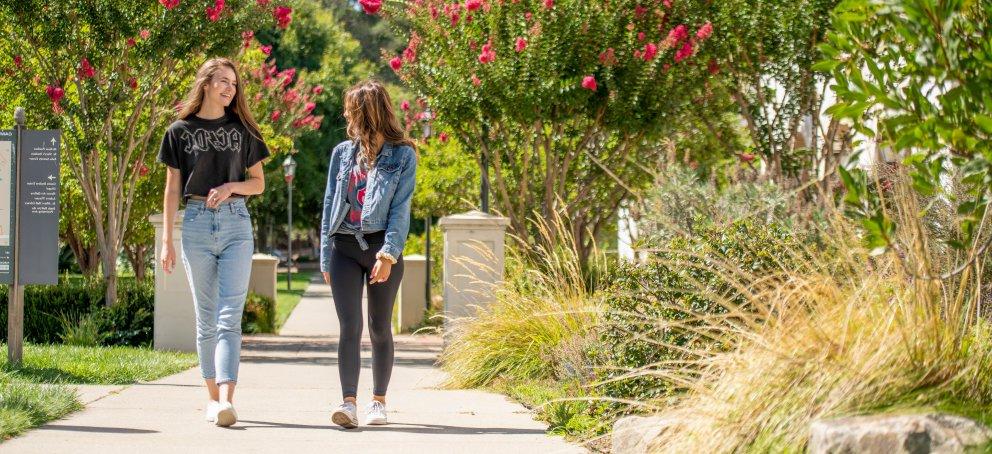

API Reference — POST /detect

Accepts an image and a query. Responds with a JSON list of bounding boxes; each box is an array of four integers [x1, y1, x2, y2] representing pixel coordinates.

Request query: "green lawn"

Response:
[[275, 270, 313, 331], [0, 343, 196, 440], [0, 375, 80, 440], [0, 343, 197, 385]]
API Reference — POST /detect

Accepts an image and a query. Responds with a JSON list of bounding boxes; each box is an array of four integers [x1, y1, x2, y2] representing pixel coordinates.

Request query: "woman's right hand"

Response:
[[161, 240, 176, 274], [322, 271, 331, 285]]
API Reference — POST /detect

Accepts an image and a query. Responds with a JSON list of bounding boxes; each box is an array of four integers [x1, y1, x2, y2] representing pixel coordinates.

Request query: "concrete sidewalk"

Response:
[[2, 275, 584, 453]]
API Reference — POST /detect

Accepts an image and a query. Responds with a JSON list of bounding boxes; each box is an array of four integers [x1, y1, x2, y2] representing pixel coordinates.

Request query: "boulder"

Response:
[[809, 413, 992, 454], [612, 415, 677, 454]]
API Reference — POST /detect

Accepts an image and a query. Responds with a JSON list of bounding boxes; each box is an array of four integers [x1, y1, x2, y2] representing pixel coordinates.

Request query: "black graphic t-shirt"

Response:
[[157, 114, 270, 200]]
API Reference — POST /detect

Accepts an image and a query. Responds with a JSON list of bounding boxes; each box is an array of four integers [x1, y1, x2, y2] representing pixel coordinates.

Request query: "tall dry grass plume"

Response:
[[613, 166, 992, 452], [438, 209, 605, 388]]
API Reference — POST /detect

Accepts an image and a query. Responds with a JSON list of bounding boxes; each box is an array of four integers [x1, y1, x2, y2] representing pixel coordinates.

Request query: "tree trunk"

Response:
[[124, 243, 149, 282], [62, 229, 100, 275]]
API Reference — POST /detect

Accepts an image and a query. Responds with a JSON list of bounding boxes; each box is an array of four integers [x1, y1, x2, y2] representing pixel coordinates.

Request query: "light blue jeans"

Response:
[[181, 198, 254, 384]]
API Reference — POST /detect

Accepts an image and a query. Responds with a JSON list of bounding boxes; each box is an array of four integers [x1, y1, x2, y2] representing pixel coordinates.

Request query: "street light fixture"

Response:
[[282, 153, 297, 291]]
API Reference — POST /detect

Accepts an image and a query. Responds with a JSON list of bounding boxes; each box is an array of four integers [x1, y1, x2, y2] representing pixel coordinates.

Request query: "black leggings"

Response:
[[329, 232, 404, 399]]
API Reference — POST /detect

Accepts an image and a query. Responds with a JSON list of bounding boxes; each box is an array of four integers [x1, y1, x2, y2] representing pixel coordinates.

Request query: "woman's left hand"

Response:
[[370, 259, 392, 284], [206, 184, 233, 209]]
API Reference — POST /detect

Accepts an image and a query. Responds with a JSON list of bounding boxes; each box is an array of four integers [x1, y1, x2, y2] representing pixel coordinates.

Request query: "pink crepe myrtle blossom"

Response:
[[674, 40, 693, 63], [274, 6, 292, 29], [642, 42, 658, 61], [360, 0, 382, 14], [206, 0, 225, 22], [696, 22, 713, 40], [515, 37, 527, 52], [581, 75, 597, 91], [78, 58, 95, 79]]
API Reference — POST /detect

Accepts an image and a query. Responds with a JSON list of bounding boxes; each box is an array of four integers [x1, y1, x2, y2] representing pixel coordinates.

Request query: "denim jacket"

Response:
[[319, 140, 417, 273]]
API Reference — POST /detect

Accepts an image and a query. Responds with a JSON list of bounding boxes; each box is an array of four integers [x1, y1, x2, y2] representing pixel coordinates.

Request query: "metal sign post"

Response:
[[5, 107, 61, 367], [7, 108, 25, 366]]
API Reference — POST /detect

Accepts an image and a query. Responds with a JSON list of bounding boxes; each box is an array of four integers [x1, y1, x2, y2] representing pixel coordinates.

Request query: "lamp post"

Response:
[[282, 154, 297, 291]]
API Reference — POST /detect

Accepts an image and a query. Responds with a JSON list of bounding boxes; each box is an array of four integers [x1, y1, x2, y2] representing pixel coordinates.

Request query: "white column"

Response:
[[248, 253, 279, 302], [396, 254, 426, 333], [438, 211, 511, 332], [149, 212, 196, 352]]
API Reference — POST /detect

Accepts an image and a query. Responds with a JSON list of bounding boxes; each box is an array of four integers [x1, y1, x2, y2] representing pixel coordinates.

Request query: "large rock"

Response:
[[809, 413, 992, 454], [612, 415, 677, 454]]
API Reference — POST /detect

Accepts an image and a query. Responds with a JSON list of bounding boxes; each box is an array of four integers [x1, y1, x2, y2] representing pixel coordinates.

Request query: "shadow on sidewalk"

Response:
[[235, 419, 547, 435], [36, 425, 158, 434], [240, 355, 438, 368]]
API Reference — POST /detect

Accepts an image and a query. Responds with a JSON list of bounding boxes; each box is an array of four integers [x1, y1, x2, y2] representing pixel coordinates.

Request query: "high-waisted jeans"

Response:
[[181, 198, 254, 384], [328, 231, 404, 399]]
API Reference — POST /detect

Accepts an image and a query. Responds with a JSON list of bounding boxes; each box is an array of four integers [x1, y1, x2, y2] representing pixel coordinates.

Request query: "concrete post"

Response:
[[249, 253, 279, 302], [396, 254, 426, 333], [438, 211, 511, 331], [149, 212, 195, 352]]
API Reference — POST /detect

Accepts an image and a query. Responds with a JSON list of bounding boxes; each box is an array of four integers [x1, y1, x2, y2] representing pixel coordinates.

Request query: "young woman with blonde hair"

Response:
[[320, 80, 417, 428], [158, 57, 269, 427]]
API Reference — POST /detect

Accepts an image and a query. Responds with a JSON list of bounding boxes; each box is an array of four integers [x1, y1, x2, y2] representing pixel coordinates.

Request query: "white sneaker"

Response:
[[364, 400, 387, 426], [205, 401, 220, 422], [215, 401, 238, 427], [331, 401, 358, 429]]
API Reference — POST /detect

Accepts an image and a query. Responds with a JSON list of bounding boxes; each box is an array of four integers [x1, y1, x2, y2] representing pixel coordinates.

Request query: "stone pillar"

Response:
[[248, 253, 279, 302], [149, 212, 195, 352], [438, 211, 511, 329], [396, 254, 426, 333]]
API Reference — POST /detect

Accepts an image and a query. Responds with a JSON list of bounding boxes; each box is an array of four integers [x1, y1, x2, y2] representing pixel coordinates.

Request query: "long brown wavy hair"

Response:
[[343, 79, 416, 165], [177, 57, 263, 141]]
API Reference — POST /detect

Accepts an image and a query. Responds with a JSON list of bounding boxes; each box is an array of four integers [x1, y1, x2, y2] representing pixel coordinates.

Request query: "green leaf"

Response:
[[975, 114, 992, 135], [812, 59, 842, 72]]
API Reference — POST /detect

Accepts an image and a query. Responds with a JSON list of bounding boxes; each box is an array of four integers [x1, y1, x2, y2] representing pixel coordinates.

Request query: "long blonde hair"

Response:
[[343, 79, 416, 165], [178, 57, 263, 141]]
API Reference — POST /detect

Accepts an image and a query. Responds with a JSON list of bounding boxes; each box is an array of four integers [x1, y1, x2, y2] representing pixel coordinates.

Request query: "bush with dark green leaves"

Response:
[[242, 292, 276, 334], [0, 279, 104, 344], [0, 277, 278, 346], [598, 219, 810, 404]]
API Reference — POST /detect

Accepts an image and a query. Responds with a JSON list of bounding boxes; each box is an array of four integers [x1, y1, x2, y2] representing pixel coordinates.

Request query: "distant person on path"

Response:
[[320, 80, 417, 428], [158, 57, 270, 428]]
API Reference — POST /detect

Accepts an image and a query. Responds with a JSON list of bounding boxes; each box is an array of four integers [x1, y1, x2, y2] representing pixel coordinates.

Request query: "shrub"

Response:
[[92, 279, 154, 347], [599, 219, 811, 404], [649, 239, 992, 451], [0, 279, 103, 344], [242, 292, 276, 334]]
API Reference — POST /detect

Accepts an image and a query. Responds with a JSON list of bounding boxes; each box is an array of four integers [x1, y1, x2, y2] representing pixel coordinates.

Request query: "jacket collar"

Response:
[[348, 140, 394, 162]]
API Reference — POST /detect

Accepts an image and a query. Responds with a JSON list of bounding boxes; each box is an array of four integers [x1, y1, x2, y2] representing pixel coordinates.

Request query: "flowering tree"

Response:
[[0, 0, 291, 305], [375, 0, 715, 262], [706, 0, 838, 183]]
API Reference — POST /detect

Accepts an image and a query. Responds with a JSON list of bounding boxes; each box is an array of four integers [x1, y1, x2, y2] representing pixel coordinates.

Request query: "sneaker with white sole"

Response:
[[331, 401, 358, 429], [364, 400, 387, 426], [205, 401, 220, 423], [215, 401, 238, 427]]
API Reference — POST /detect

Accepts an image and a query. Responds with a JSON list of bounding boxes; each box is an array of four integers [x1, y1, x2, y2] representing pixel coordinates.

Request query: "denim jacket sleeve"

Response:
[[319, 145, 343, 273], [379, 147, 417, 260]]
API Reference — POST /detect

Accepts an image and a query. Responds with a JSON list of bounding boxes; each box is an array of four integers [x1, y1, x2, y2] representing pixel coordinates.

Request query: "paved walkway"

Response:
[[3, 276, 583, 454]]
